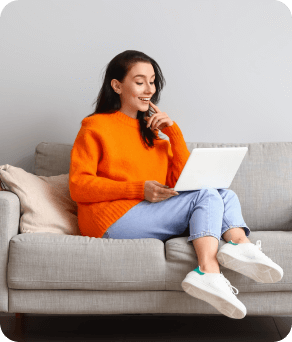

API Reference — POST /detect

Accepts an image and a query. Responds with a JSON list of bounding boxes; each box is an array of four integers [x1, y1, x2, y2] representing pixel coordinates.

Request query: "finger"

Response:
[[151, 118, 159, 129], [149, 101, 161, 113], [146, 115, 152, 128], [149, 101, 157, 112], [152, 118, 165, 130], [155, 194, 172, 201], [155, 182, 169, 188], [147, 115, 156, 128], [149, 114, 162, 129], [160, 189, 179, 196], [155, 119, 168, 131]]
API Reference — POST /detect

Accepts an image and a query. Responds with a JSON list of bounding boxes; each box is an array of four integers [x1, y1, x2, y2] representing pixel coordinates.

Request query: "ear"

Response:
[[111, 79, 119, 93]]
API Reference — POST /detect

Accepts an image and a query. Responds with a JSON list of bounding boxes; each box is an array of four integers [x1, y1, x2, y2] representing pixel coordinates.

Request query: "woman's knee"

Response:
[[200, 187, 223, 198], [218, 188, 237, 198], [199, 187, 224, 206]]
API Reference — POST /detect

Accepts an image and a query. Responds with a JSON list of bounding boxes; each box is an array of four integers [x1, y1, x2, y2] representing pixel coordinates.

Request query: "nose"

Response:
[[145, 83, 153, 92]]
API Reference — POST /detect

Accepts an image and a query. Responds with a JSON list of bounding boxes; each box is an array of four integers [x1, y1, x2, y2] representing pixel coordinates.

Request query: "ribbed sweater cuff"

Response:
[[126, 181, 145, 199], [161, 121, 190, 165], [161, 121, 183, 142]]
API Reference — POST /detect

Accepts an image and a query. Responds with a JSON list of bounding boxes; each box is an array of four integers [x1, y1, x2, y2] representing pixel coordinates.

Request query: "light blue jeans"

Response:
[[102, 188, 251, 243]]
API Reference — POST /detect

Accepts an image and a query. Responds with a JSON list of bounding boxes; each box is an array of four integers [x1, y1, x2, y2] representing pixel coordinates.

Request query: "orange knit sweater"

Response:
[[69, 110, 191, 238]]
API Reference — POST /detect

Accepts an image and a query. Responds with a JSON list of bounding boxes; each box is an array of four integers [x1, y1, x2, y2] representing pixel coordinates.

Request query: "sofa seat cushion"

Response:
[[165, 231, 292, 293], [8, 233, 166, 291], [8, 231, 292, 293]]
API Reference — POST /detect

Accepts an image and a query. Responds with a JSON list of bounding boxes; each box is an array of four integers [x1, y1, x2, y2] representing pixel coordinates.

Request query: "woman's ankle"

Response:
[[230, 237, 251, 244], [199, 262, 220, 274]]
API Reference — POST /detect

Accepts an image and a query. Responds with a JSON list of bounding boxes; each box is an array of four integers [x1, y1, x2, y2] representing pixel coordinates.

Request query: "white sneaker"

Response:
[[181, 266, 246, 319], [216, 240, 284, 283]]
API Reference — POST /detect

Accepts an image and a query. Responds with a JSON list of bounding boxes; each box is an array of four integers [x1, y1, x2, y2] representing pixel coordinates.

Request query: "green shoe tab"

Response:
[[228, 240, 238, 245], [194, 266, 205, 275]]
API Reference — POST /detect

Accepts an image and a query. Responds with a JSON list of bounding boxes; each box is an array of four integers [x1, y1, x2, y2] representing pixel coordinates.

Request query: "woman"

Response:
[[69, 50, 283, 320]]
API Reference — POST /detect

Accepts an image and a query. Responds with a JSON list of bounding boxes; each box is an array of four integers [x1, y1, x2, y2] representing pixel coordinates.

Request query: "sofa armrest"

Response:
[[0, 191, 20, 312]]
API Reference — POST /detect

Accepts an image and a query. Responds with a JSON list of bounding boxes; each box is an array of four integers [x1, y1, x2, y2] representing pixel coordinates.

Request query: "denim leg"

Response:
[[217, 189, 251, 241], [100, 188, 250, 244], [187, 188, 224, 244]]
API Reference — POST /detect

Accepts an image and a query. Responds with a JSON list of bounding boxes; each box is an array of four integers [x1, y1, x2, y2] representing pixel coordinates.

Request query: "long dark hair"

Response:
[[81, 50, 166, 149]]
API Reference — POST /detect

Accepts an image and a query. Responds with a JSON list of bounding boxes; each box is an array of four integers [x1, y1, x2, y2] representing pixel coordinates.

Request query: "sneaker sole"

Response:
[[217, 249, 283, 283], [181, 274, 246, 319]]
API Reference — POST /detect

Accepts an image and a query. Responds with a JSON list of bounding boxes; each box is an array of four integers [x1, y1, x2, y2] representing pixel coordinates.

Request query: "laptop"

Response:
[[170, 147, 248, 191]]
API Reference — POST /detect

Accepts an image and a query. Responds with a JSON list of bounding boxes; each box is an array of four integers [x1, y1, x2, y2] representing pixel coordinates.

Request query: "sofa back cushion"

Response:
[[34, 141, 292, 232]]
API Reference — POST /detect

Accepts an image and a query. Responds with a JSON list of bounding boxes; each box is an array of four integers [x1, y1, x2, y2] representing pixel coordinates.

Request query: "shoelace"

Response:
[[256, 240, 262, 250], [218, 273, 239, 295]]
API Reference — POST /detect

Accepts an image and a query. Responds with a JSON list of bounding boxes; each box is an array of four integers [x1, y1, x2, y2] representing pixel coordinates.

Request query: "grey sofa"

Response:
[[0, 141, 292, 318]]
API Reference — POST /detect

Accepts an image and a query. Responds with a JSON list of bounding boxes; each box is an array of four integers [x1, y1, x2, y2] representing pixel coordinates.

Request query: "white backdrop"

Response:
[[0, 0, 291, 175]]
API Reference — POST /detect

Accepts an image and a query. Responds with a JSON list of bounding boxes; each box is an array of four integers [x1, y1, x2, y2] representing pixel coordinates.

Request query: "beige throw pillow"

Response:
[[0, 164, 81, 235]]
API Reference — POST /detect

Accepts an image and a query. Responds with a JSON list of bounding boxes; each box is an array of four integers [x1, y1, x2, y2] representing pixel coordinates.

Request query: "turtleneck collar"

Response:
[[114, 110, 141, 128]]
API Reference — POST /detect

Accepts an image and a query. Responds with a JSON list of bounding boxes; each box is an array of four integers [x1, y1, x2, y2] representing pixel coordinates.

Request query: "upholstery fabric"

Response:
[[7, 230, 292, 293], [8, 233, 165, 291], [0, 191, 20, 312], [8, 289, 292, 316]]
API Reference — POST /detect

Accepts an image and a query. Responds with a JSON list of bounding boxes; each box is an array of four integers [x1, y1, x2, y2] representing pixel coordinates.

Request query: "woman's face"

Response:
[[111, 62, 156, 119]]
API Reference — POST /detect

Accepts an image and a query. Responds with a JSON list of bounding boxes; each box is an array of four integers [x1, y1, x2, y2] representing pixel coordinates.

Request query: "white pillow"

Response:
[[0, 164, 81, 235]]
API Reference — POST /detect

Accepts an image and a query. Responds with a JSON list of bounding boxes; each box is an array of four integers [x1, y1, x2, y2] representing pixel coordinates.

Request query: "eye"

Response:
[[136, 82, 155, 85]]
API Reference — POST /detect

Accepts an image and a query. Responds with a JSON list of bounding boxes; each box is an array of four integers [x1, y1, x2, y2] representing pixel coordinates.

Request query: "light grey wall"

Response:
[[1, 0, 292, 173]]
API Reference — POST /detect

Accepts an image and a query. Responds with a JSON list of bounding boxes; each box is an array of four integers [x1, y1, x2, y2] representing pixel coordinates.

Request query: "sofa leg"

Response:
[[14, 313, 25, 334], [15, 313, 24, 319]]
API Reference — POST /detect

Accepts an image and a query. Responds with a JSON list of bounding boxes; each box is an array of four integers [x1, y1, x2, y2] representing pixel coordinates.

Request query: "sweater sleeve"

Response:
[[160, 121, 191, 189], [69, 128, 145, 203]]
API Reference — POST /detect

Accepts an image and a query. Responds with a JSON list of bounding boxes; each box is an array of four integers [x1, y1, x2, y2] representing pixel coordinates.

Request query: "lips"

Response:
[[138, 98, 150, 104]]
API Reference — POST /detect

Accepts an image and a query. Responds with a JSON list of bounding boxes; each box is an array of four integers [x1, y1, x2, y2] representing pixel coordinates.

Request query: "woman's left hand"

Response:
[[145, 101, 173, 131]]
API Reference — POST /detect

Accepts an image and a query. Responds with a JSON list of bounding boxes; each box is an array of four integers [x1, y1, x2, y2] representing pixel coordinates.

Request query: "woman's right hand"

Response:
[[144, 180, 179, 203]]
